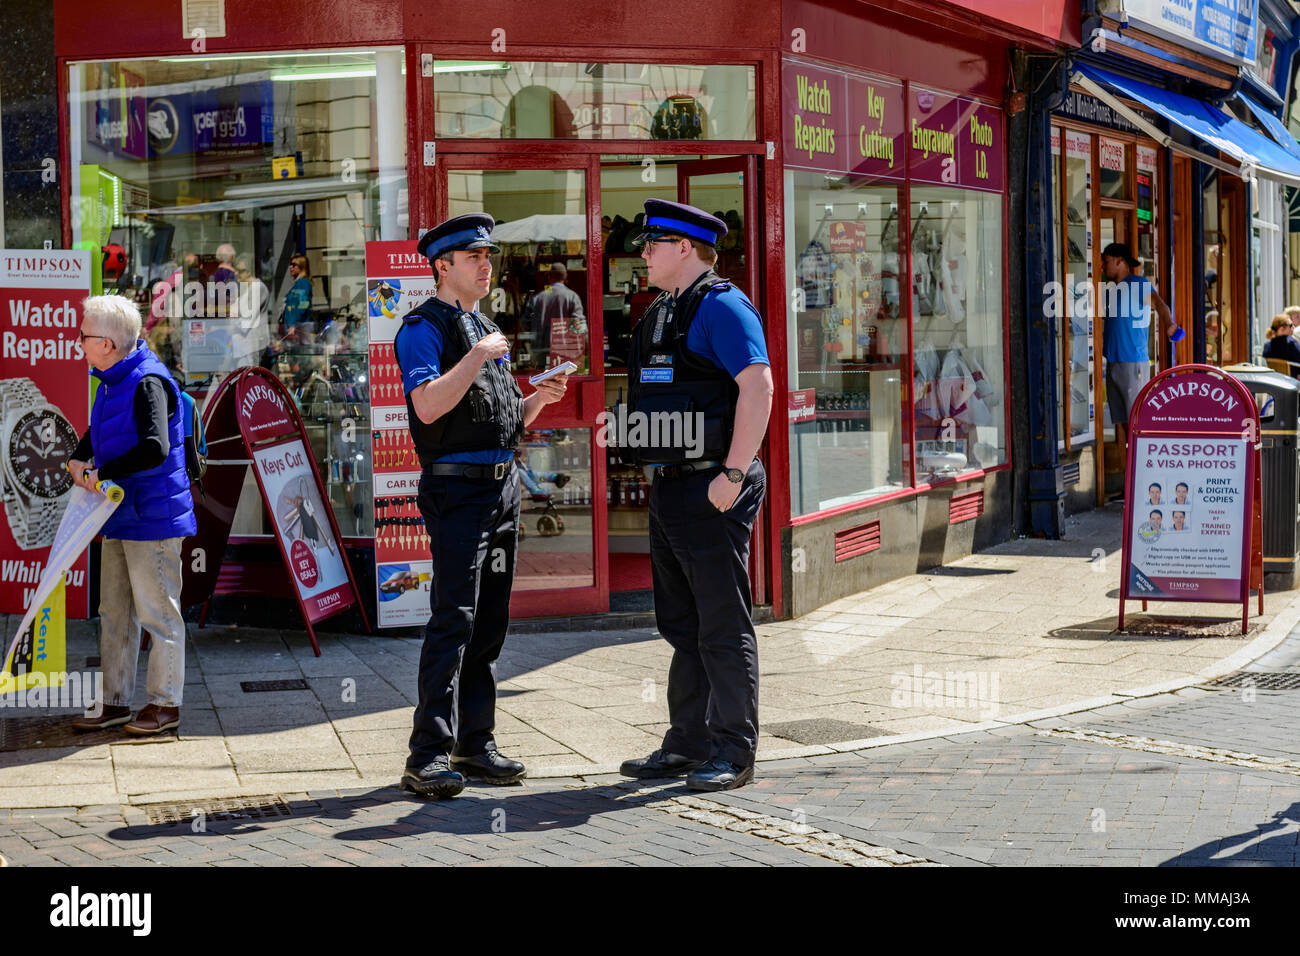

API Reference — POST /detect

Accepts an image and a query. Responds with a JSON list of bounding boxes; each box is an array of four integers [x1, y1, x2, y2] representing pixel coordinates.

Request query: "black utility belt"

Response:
[[425, 461, 514, 480], [654, 460, 725, 480]]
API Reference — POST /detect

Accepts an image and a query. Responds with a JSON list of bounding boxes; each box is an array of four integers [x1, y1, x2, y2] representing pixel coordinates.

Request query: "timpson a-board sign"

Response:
[[180, 366, 369, 654], [1119, 365, 1263, 634]]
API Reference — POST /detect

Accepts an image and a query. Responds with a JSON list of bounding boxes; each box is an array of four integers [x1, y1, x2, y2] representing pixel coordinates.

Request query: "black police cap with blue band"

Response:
[[417, 213, 501, 261], [633, 199, 727, 247]]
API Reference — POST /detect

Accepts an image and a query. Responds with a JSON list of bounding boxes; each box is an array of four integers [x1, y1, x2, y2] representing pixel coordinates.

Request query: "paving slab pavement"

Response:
[[3, 505, 1299, 809]]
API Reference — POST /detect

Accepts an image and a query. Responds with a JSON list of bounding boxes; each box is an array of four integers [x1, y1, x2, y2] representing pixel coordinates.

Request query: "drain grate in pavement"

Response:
[[1205, 671, 1300, 690], [765, 718, 885, 746], [0, 716, 175, 751], [142, 795, 293, 826], [240, 679, 310, 693], [1119, 616, 1258, 638]]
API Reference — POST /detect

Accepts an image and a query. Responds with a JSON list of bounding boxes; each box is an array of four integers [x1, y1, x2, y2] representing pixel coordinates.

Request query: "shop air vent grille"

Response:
[[1062, 461, 1082, 486], [834, 521, 881, 562], [949, 490, 985, 524], [182, 0, 227, 40]]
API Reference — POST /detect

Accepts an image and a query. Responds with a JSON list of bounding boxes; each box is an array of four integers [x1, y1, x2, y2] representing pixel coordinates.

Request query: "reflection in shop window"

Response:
[[435, 62, 755, 141], [785, 170, 906, 516], [67, 49, 408, 537], [910, 187, 1007, 481], [515, 429, 594, 590]]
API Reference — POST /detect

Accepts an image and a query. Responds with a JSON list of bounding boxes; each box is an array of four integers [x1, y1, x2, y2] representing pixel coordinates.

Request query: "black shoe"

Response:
[[400, 756, 465, 799], [450, 749, 526, 784], [619, 749, 706, 779], [687, 758, 754, 792]]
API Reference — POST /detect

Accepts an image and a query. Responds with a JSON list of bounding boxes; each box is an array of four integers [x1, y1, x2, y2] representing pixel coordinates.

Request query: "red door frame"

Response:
[[433, 152, 609, 617]]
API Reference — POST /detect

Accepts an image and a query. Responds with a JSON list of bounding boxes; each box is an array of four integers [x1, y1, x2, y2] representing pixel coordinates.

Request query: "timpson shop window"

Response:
[[783, 56, 1008, 518], [66, 49, 409, 537]]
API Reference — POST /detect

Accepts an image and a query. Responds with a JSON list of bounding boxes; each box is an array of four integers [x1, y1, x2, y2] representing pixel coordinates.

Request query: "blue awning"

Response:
[[1239, 93, 1300, 164], [1071, 63, 1300, 186]]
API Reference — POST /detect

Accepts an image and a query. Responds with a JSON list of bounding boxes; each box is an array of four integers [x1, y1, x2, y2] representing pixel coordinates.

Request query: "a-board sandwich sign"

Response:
[[1119, 365, 1260, 633]]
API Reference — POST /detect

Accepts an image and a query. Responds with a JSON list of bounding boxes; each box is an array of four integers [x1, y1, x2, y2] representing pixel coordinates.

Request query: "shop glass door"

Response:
[[676, 156, 767, 602], [436, 155, 606, 616]]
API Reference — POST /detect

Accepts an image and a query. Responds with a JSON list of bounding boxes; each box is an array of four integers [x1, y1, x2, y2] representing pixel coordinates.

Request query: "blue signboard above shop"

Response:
[[1104, 0, 1259, 65]]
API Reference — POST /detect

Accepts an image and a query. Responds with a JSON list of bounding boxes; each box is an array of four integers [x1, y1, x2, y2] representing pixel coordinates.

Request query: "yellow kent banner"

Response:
[[1, 481, 123, 696], [0, 579, 66, 694]]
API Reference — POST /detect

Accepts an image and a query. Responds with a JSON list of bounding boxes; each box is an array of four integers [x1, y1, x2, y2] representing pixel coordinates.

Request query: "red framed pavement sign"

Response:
[[1118, 364, 1263, 635], [180, 367, 370, 654]]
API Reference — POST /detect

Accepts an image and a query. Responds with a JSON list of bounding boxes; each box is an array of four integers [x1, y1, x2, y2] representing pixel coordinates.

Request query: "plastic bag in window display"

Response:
[[941, 235, 966, 325], [913, 345, 942, 419], [965, 350, 1000, 406], [880, 250, 901, 318], [798, 241, 833, 309], [939, 349, 992, 426]]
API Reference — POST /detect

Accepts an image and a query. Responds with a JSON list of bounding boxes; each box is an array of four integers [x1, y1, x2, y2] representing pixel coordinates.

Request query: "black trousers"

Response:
[[408, 467, 520, 766], [649, 459, 766, 767]]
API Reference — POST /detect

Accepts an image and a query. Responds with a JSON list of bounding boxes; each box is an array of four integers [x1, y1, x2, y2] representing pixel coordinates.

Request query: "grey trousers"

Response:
[[98, 537, 187, 708]]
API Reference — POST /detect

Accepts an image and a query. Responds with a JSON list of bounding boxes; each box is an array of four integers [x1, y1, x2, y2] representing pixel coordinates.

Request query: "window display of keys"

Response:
[[374, 494, 428, 558]]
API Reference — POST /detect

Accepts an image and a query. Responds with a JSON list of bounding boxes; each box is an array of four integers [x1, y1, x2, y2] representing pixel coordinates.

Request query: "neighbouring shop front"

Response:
[[1026, 0, 1300, 535], [37, 0, 1076, 623]]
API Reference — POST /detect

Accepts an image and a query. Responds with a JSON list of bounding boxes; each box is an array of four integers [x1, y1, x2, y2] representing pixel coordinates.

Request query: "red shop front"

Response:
[[52, 0, 1075, 624]]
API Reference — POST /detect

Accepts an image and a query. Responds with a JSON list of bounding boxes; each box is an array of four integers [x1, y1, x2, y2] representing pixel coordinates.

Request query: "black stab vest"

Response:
[[396, 297, 524, 467], [626, 271, 739, 465]]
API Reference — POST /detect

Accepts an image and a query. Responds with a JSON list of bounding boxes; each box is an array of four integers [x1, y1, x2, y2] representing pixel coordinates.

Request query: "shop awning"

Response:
[[1238, 93, 1300, 164], [1070, 63, 1300, 187]]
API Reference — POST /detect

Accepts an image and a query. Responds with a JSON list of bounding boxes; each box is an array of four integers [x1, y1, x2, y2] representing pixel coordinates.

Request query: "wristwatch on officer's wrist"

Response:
[[723, 467, 745, 484]]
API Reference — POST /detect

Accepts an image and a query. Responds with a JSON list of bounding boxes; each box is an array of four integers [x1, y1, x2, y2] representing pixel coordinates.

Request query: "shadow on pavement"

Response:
[[1158, 801, 1300, 867]]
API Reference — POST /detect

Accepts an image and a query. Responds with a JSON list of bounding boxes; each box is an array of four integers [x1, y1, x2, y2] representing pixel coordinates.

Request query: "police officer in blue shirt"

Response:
[[395, 213, 569, 798], [618, 200, 773, 791]]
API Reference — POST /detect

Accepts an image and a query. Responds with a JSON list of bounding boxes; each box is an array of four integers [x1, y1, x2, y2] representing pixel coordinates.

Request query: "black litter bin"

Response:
[[1225, 363, 1300, 582]]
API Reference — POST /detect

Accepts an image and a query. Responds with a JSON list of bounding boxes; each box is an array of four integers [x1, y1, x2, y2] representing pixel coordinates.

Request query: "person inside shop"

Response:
[[394, 213, 570, 799], [618, 199, 773, 793], [66, 295, 197, 736], [527, 262, 587, 370], [280, 253, 315, 342], [1263, 313, 1300, 378], [1101, 241, 1180, 494]]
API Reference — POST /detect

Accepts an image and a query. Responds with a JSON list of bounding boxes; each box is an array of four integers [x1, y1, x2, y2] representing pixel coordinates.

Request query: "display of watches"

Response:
[[0, 377, 78, 550], [724, 467, 745, 484]]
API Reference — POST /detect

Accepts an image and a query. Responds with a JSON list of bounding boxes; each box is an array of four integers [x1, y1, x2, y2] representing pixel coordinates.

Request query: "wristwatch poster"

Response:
[[0, 249, 92, 619], [0, 377, 79, 550]]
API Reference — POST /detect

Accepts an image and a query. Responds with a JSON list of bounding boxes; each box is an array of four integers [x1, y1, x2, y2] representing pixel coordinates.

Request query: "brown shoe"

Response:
[[70, 705, 132, 733], [124, 704, 180, 735]]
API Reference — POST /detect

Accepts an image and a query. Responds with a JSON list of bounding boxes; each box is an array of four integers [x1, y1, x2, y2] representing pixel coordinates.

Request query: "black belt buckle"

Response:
[[493, 461, 508, 480]]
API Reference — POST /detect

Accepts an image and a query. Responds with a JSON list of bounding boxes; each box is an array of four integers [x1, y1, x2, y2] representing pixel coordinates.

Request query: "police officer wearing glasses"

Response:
[[618, 199, 773, 791], [396, 213, 569, 798]]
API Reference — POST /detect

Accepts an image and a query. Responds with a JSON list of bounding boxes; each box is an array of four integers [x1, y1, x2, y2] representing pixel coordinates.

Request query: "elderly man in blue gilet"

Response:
[[68, 295, 197, 736]]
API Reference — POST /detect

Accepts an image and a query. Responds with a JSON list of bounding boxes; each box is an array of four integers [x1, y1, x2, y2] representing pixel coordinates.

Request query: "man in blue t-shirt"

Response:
[[1100, 241, 1180, 473]]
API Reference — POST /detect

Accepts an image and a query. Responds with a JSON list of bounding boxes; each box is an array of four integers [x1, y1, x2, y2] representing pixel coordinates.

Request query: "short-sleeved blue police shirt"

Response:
[[394, 311, 512, 465], [684, 285, 770, 377], [1102, 275, 1152, 364]]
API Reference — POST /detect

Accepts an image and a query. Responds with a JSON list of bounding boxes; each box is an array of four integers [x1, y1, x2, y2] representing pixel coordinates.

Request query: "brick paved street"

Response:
[[4, 671, 1299, 866]]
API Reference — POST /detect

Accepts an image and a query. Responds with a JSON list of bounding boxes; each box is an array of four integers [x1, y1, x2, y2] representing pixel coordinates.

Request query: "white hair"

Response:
[[82, 294, 142, 351]]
